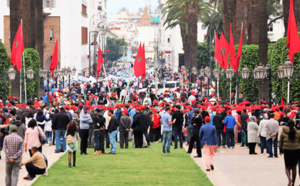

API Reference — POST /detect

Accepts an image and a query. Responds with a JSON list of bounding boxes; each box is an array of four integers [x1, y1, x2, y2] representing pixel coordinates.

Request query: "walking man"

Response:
[[187, 109, 202, 158], [4, 125, 24, 186], [266, 113, 279, 158]]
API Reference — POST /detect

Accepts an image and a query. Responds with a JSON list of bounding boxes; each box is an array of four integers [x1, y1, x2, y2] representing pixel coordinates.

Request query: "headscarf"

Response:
[[250, 116, 256, 122]]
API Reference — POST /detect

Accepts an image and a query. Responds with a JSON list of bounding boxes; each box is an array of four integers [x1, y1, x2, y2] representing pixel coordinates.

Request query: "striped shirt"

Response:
[[4, 133, 24, 163]]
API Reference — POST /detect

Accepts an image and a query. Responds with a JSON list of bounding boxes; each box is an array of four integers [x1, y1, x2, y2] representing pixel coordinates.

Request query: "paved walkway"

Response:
[[0, 144, 65, 186], [185, 144, 300, 186]]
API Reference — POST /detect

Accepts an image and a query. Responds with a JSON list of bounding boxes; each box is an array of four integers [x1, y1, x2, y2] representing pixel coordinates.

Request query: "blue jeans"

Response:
[[94, 130, 101, 151], [55, 130, 66, 152], [260, 136, 267, 154], [173, 127, 183, 148], [45, 131, 52, 144], [266, 135, 278, 157], [109, 130, 117, 153], [162, 131, 172, 153], [226, 129, 235, 148]]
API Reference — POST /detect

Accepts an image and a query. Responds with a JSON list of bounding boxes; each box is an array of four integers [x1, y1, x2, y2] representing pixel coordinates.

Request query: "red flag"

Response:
[[49, 40, 58, 80], [142, 44, 146, 79], [96, 45, 104, 80], [219, 32, 229, 70], [10, 20, 24, 72], [286, 0, 300, 63], [229, 24, 237, 71], [134, 43, 146, 79], [235, 26, 243, 71], [214, 31, 222, 67]]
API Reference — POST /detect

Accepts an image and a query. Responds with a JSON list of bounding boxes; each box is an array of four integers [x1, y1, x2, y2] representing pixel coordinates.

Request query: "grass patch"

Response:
[[34, 142, 212, 186]]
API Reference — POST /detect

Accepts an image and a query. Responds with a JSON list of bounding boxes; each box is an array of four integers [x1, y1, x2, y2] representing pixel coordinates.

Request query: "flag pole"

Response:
[[23, 51, 27, 103], [102, 64, 110, 93], [235, 23, 244, 104]]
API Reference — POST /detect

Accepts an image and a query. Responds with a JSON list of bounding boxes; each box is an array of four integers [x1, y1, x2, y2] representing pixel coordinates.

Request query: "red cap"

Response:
[[205, 116, 211, 122]]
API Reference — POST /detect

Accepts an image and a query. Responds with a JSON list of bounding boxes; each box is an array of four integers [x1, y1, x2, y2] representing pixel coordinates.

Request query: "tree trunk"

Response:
[[234, 0, 248, 44], [35, 0, 44, 67], [180, 23, 190, 71], [188, 2, 198, 71], [258, 0, 269, 102], [10, 0, 22, 48], [248, 0, 260, 44], [223, 0, 236, 41]]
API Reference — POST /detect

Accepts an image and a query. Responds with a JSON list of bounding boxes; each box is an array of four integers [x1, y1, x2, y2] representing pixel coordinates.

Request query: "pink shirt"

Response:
[[24, 126, 46, 149]]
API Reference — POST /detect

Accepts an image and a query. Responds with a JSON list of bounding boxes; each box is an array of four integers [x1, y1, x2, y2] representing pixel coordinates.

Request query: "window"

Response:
[[81, 27, 88, 45], [50, 28, 54, 42], [82, 4, 87, 15], [268, 24, 273, 32], [165, 83, 175, 88], [43, 0, 55, 8], [7, 0, 9, 7]]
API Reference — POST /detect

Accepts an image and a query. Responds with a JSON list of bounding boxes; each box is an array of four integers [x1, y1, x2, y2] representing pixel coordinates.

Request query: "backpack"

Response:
[[42, 154, 48, 167]]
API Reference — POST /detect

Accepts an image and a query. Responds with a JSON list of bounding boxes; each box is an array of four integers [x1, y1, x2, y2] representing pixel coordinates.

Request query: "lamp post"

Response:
[[221, 69, 226, 104], [199, 68, 205, 97], [2, 67, 17, 105], [204, 67, 211, 97], [277, 58, 294, 103], [213, 67, 220, 99], [225, 66, 235, 105]]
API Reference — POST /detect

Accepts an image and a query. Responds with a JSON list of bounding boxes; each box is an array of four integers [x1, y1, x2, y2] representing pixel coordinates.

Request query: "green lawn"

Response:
[[34, 142, 212, 186]]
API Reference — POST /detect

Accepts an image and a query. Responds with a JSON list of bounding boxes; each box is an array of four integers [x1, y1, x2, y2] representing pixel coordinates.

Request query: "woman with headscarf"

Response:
[[279, 120, 300, 186], [247, 116, 259, 155]]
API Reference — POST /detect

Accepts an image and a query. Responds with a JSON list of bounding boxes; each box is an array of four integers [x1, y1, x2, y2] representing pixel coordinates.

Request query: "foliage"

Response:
[[200, 2, 224, 46], [239, 45, 260, 102], [197, 42, 213, 69], [106, 37, 127, 62], [34, 142, 212, 185], [0, 39, 11, 101], [269, 37, 300, 103], [23, 48, 41, 100]]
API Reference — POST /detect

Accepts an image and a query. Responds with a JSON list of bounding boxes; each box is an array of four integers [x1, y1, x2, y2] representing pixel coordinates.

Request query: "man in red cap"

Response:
[[199, 116, 218, 171]]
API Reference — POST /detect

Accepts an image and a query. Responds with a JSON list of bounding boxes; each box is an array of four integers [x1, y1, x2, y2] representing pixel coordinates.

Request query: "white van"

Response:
[[139, 81, 180, 95]]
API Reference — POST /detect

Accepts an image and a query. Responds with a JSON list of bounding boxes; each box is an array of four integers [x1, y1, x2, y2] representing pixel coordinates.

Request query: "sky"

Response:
[[106, 0, 158, 14]]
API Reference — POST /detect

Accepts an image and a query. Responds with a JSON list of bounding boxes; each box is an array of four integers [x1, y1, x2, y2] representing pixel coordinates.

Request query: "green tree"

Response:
[[106, 37, 127, 62], [23, 48, 41, 100], [197, 42, 212, 69], [0, 39, 11, 102], [269, 37, 300, 103]]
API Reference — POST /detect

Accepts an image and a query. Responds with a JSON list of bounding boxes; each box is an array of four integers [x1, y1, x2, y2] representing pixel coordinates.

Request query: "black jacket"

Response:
[[108, 116, 118, 133], [52, 112, 70, 130], [213, 113, 224, 130], [92, 113, 106, 130], [132, 112, 147, 132], [172, 111, 184, 128], [240, 113, 249, 130], [201, 111, 209, 124], [191, 114, 202, 135]]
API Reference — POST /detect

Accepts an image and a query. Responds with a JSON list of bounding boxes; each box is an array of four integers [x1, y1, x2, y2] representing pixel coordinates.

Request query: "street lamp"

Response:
[[241, 65, 250, 79], [39, 69, 51, 105], [2, 67, 17, 105], [225, 66, 235, 105], [213, 67, 220, 99], [205, 67, 211, 97], [278, 58, 294, 103]]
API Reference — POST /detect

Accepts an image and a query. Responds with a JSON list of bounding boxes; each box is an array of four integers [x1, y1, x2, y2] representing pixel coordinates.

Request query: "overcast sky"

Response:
[[107, 0, 158, 14]]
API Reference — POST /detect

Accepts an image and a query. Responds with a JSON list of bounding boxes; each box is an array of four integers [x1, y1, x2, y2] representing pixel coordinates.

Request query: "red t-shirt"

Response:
[[151, 114, 161, 129]]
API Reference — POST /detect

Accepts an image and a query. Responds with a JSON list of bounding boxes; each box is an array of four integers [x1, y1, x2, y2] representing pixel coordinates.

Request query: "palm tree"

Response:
[[163, 0, 212, 71], [200, 3, 223, 47]]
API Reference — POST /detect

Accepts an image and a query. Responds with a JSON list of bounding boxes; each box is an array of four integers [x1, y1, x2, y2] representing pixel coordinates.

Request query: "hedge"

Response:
[[0, 39, 11, 101]]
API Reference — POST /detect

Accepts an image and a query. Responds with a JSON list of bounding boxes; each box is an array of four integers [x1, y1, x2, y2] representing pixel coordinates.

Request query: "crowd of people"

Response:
[[1, 78, 300, 186]]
